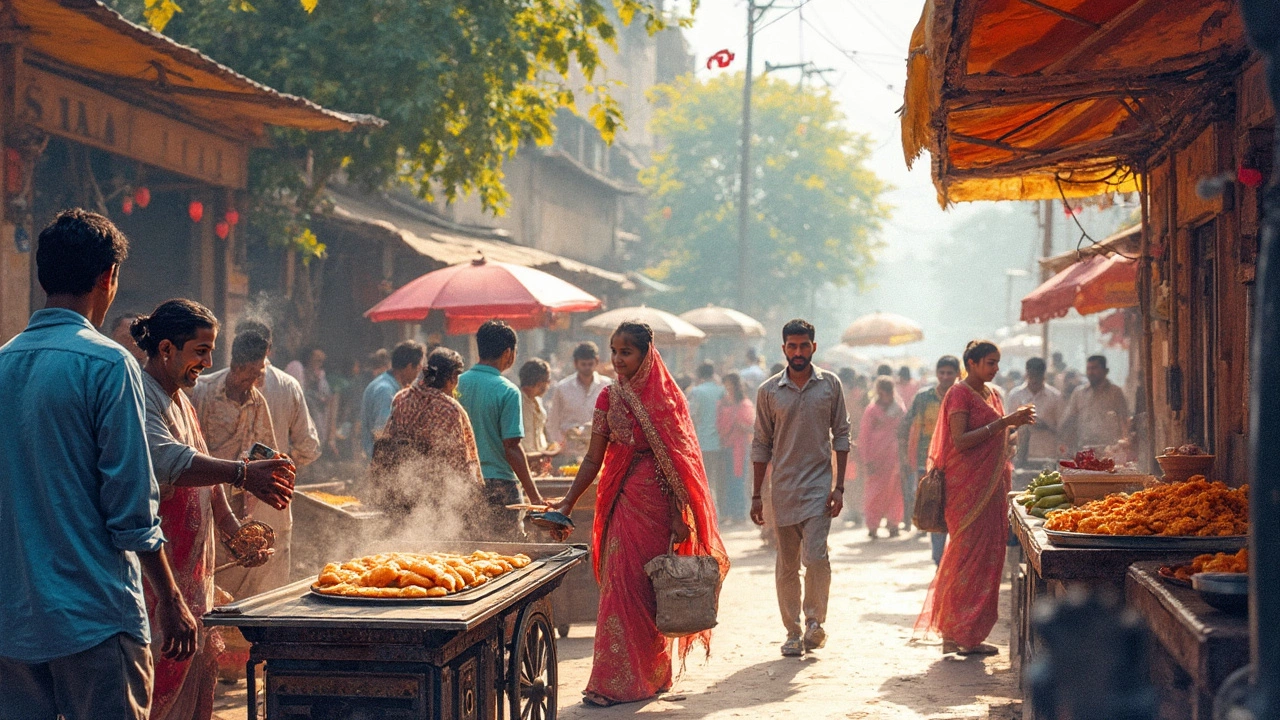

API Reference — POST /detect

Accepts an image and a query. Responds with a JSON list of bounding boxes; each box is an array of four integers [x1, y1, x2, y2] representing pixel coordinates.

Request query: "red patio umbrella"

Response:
[[365, 255, 602, 334], [1021, 254, 1137, 323]]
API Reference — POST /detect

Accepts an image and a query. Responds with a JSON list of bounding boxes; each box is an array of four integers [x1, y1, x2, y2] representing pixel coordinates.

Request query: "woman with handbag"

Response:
[[552, 322, 729, 707], [914, 340, 1035, 656]]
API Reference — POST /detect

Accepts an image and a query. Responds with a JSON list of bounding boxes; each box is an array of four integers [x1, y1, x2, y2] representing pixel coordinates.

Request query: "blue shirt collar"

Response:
[[470, 364, 502, 376], [25, 308, 99, 333]]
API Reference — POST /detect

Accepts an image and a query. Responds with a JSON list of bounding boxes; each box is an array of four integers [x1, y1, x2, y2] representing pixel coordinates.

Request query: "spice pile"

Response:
[[1044, 477, 1248, 536], [1170, 548, 1248, 581]]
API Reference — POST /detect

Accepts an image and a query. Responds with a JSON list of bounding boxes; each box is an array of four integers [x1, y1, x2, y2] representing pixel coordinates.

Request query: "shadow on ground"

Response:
[[876, 656, 1017, 716]]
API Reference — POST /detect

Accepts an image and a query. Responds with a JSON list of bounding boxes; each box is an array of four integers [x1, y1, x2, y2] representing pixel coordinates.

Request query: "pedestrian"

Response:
[[915, 340, 1034, 656], [199, 319, 321, 469], [518, 359, 561, 470], [546, 341, 611, 458], [716, 372, 755, 525], [0, 210, 198, 720], [551, 322, 728, 706], [288, 346, 337, 456], [896, 366, 918, 405], [841, 369, 869, 527], [360, 340, 426, 457], [191, 328, 287, 601], [372, 348, 484, 521], [1060, 354, 1129, 453], [858, 376, 905, 539], [751, 318, 851, 657], [738, 347, 767, 391], [132, 299, 295, 718], [687, 360, 727, 515], [1007, 357, 1065, 466], [108, 310, 148, 362], [898, 355, 961, 563], [456, 320, 545, 539]]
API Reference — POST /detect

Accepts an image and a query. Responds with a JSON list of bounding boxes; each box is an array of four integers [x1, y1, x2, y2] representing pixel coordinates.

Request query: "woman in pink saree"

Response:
[[857, 376, 905, 539], [915, 341, 1035, 655], [553, 322, 729, 707]]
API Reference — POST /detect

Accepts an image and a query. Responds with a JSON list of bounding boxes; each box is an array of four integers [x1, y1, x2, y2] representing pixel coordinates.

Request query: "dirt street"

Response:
[[214, 521, 1021, 719]]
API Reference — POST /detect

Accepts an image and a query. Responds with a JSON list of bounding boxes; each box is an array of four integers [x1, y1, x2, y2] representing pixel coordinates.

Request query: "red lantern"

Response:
[[215, 221, 230, 239], [224, 209, 240, 226], [188, 201, 204, 223], [121, 196, 134, 215], [5, 148, 22, 195], [1238, 166, 1265, 188], [133, 186, 151, 208]]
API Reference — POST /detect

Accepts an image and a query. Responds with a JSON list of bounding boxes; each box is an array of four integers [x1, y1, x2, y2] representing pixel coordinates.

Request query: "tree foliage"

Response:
[[118, 0, 680, 219], [640, 73, 889, 316]]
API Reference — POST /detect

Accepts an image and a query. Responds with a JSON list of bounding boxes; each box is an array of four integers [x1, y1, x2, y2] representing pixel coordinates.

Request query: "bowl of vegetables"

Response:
[[1015, 470, 1071, 519]]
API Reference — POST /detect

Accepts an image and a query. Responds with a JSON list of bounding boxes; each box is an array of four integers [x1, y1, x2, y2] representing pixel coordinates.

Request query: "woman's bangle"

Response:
[[232, 460, 247, 489], [985, 423, 995, 438]]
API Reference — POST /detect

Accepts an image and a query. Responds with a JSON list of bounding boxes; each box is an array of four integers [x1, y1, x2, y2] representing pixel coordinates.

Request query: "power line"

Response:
[[752, 0, 816, 37], [801, 15, 900, 93]]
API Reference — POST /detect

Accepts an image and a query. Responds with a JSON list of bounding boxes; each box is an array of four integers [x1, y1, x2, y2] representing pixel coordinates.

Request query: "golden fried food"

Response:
[[1044, 477, 1248, 537], [312, 551, 533, 598], [306, 491, 362, 508], [1172, 548, 1249, 581]]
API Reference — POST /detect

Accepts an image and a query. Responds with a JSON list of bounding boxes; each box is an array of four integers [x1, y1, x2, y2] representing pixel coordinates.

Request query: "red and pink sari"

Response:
[[587, 347, 729, 705], [915, 382, 1012, 647], [857, 398, 904, 529]]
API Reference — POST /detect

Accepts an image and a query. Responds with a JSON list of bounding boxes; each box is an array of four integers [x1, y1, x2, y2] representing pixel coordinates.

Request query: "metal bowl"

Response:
[[1191, 572, 1248, 614]]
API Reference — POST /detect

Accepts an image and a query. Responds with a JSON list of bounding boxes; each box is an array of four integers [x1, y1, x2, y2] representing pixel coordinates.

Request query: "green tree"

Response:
[[641, 73, 889, 317]]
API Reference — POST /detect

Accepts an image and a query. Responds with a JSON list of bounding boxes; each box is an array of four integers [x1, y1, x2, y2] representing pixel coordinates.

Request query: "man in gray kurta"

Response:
[[751, 319, 851, 657]]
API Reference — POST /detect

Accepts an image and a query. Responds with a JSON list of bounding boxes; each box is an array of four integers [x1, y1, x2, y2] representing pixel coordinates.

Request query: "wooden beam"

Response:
[[950, 50, 1245, 97], [1041, 0, 1162, 75], [945, 59, 1244, 109], [1015, 0, 1100, 29], [948, 132, 1150, 176]]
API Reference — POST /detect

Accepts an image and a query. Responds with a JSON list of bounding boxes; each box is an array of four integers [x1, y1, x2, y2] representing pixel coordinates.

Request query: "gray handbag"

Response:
[[644, 537, 721, 638]]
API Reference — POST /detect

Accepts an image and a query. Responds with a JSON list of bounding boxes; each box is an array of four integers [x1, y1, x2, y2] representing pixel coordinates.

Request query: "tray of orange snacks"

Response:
[[1043, 478, 1248, 549], [1159, 548, 1248, 588], [310, 550, 538, 604]]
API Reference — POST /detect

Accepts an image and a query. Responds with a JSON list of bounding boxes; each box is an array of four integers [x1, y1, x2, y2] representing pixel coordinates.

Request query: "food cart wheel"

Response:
[[509, 608, 558, 720]]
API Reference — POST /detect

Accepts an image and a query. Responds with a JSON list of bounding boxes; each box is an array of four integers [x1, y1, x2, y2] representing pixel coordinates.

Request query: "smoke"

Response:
[[360, 451, 502, 554]]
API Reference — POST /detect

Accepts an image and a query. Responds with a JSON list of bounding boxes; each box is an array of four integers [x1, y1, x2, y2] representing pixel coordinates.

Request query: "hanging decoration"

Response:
[[121, 196, 134, 215], [215, 221, 230, 239], [188, 200, 204, 223], [224, 209, 240, 226], [134, 186, 151, 208], [706, 49, 735, 70]]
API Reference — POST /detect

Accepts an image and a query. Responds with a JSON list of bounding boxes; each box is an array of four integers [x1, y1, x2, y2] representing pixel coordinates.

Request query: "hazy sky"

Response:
[[678, 0, 975, 263]]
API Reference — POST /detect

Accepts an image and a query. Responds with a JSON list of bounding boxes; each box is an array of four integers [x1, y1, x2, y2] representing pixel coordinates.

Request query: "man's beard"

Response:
[[788, 355, 811, 371]]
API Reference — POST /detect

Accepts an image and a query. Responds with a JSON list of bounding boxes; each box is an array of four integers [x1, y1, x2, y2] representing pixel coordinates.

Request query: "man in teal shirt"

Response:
[[456, 321, 544, 539], [686, 361, 726, 515], [0, 210, 196, 719]]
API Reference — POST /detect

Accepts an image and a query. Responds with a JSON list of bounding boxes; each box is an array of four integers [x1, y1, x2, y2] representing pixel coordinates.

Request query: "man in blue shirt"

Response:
[[0, 210, 197, 720], [686, 360, 726, 514], [361, 340, 425, 456], [456, 321, 545, 539]]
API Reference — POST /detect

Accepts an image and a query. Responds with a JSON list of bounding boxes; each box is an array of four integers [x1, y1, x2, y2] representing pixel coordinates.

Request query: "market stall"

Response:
[[206, 542, 585, 720]]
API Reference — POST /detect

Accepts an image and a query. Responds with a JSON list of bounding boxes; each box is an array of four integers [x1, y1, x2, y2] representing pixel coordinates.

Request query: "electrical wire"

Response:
[[752, 0, 817, 38], [801, 15, 900, 92], [1054, 176, 1139, 261]]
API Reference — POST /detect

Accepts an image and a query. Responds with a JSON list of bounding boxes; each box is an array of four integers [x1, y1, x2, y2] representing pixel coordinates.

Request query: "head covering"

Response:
[[592, 346, 730, 661]]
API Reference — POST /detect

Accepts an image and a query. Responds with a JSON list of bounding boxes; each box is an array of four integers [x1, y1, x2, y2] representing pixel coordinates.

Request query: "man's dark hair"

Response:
[[237, 319, 272, 346], [696, 360, 715, 380], [367, 348, 390, 369], [838, 367, 856, 385], [572, 341, 600, 362], [391, 340, 426, 370], [110, 312, 141, 333], [1025, 357, 1047, 374], [231, 330, 270, 367], [130, 298, 219, 356], [876, 364, 893, 376], [937, 355, 960, 372], [746, 347, 760, 363], [898, 366, 912, 381], [476, 320, 517, 360], [1087, 354, 1108, 369], [519, 358, 551, 388], [781, 318, 815, 342], [36, 209, 129, 296]]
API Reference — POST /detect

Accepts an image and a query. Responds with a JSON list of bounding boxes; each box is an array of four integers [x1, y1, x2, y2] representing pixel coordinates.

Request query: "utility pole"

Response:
[[1040, 198, 1055, 358], [736, 0, 758, 311]]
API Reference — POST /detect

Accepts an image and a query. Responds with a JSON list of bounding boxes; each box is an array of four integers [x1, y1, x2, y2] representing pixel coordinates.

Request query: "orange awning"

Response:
[[1021, 254, 1137, 323]]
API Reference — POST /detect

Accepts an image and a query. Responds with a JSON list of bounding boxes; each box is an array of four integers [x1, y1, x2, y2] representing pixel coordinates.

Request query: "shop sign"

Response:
[[19, 67, 248, 188]]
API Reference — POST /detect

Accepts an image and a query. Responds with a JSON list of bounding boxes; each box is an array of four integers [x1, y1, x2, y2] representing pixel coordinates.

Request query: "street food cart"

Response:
[[206, 542, 585, 720]]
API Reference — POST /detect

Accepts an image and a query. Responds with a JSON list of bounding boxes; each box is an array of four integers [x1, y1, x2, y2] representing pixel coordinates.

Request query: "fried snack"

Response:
[[312, 551, 533, 598], [1044, 477, 1248, 537], [306, 491, 362, 508], [1172, 548, 1249, 581]]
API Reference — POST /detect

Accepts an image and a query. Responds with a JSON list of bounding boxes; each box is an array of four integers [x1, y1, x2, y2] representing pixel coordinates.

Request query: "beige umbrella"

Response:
[[678, 305, 767, 338], [583, 306, 707, 346], [841, 312, 925, 347]]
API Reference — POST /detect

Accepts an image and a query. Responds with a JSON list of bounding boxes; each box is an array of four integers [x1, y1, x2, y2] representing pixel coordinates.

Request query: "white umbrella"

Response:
[[678, 305, 767, 338], [999, 333, 1044, 358], [841, 312, 925, 347], [583, 306, 707, 346]]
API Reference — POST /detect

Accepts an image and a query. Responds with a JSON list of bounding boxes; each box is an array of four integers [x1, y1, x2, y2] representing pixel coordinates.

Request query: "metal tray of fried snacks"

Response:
[[1044, 529, 1248, 551], [308, 560, 545, 605]]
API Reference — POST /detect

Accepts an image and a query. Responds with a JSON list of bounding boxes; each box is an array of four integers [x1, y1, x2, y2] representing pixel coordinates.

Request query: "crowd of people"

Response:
[[0, 210, 1141, 717]]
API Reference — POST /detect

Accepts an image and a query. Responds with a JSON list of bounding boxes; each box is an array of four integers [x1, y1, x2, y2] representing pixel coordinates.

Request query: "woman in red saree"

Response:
[[915, 340, 1035, 655], [857, 376, 905, 539], [553, 322, 729, 707]]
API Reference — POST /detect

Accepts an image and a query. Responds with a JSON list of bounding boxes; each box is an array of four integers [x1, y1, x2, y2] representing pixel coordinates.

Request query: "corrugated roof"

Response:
[[901, 0, 1247, 204], [322, 189, 634, 292], [11, 0, 383, 139]]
